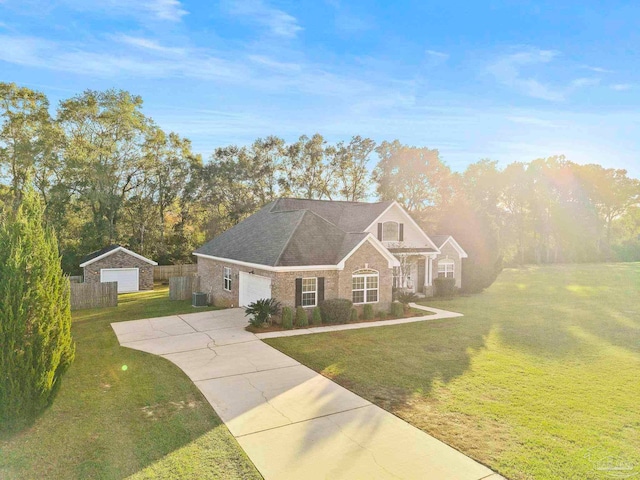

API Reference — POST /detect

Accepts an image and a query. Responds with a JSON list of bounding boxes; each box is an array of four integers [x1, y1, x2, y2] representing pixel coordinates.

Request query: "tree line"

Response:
[[1, 83, 639, 287]]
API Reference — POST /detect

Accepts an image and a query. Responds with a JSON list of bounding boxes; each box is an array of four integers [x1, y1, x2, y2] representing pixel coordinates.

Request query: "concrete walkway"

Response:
[[112, 308, 503, 480]]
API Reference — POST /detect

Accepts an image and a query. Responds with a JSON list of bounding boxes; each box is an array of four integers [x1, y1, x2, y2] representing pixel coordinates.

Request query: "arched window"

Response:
[[438, 259, 454, 279], [382, 221, 399, 242], [352, 269, 379, 304]]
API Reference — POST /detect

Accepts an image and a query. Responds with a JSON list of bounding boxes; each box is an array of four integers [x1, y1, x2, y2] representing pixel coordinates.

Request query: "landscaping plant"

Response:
[[295, 307, 309, 327], [362, 304, 374, 320], [318, 299, 353, 324], [0, 188, 75, 433], [281, 306, 293, 330], [396, 291, 418, 305], [434, 277, 456, 297], [311, 307, 322, 326], [244, 298, 281, 327], [350, 308, 358, 322], [390, 301, 405, 318]]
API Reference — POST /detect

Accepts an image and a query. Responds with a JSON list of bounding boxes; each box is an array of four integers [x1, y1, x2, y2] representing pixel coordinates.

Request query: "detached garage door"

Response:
[[101, 268, 139, 293], [239, 272, 272, 307]]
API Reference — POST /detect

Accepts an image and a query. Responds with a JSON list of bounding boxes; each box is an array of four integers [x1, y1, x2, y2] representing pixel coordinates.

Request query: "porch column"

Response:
[[427, 256, 432, 286]]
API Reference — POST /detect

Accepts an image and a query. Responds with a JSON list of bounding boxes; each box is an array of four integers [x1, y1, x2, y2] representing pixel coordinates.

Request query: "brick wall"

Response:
[[83, 250, 154, 290], [197, 239, 394, 312]]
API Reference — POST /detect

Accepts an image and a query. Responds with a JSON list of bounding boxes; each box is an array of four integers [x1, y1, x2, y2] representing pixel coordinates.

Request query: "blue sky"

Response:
[[1, 0, 639, 176]]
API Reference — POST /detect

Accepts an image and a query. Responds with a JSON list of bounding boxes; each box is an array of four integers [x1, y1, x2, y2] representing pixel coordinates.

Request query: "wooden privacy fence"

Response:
[[70, 281, 118, 311], [154, 264, 197, 282], [169, 275, 201, 301], [69, 275, 83, 283]]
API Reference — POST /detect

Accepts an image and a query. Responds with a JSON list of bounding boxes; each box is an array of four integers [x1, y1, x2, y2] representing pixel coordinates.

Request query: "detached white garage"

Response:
[[80, 245, 157, 293], [239, 272, 272, 307]]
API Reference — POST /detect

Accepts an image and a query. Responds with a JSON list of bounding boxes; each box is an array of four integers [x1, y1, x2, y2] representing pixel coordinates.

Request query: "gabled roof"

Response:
[[431, 235, 468, 258], [79, 245, 158, 267], [193, 199, 399, 268]]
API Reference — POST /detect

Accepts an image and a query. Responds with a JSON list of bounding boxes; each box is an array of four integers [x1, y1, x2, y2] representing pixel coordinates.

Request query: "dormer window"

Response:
[[382, 221, 399, 242]]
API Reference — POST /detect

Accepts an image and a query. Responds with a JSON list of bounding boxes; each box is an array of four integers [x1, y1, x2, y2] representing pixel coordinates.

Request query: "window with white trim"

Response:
[[382, 221, 399, 242], [392, 266, 401, 288], [302, 277, 317, 307], [438, 259, 454, 279], [352, 269, 379, 304], [223, 267, 232, 291]]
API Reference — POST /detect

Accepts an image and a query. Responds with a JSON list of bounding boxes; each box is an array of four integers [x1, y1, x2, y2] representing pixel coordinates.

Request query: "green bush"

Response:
[[376, 310, 386, 319], [319, 298, 353, 324], [390, 302, 405, 318], [434, 277, 457, 297], [311, 307, 322, 326], [396, 291, 418, 305], [281, 306, 293, 330], [350, 308, 358, 322], [362, 304, 374, 320], [0, 188, 75, 433], [245, 298, 281, 327], [295, 307, 308, 327]]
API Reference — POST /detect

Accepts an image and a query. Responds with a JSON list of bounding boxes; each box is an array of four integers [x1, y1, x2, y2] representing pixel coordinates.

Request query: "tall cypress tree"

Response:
[[0, 187, 75, 432]]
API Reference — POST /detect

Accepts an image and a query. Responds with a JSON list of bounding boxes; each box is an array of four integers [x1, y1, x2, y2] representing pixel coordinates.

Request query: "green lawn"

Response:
[[265, 263, 640, 480], [0, 287, 261, 480]]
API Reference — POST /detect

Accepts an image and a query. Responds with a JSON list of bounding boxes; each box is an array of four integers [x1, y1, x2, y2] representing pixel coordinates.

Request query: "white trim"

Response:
[[301, 277, 318, 307], [194, 234, 400, 272], [438, 236, 469, 258], [193, 253, 340, 272], [337, 235, 400, 269], [80, 246, 158, 267], [100, 267, 139, 293], [365, 201, 441, 253]]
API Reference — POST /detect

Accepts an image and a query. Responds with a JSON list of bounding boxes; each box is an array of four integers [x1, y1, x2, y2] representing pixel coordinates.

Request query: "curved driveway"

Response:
[[112, 307, 503, 480]]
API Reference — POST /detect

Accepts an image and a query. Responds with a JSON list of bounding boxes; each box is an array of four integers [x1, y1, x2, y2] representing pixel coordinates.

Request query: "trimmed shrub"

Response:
[[281, 306, 293, 330], [350, 308, 358, 322], [376, 310, 386, 319], [319, 298, 353, 324], [0, 188, 75, 433], [245, 298, 281, 327], [362, 304, 374, 320], [390, 302, 404, 318], [311, 307, 322, 326], [295, 307, 309, 327], [434, 277, 457, 297]]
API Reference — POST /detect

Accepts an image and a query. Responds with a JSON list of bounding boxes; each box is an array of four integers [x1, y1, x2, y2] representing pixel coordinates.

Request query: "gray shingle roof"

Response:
[[194, 198, 391, 267], [80, 244, 121, 265], [430, 235, 451, 248]]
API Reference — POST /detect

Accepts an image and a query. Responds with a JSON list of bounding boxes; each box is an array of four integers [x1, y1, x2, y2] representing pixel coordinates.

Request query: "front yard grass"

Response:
[[265, 263, 640, 480], [0, 286, 261, 480]]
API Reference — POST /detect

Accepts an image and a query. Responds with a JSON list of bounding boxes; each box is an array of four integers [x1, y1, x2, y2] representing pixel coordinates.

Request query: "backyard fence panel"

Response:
[[69, 275, 83, 283], [169, 275, 200, 301], [70, 281, 118, 311], [154, 264, 197, 282]]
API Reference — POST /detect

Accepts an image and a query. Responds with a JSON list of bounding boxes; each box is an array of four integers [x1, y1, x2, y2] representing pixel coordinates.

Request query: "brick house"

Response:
[[194, 199, 467, 311], [80, 245, 157, 293]]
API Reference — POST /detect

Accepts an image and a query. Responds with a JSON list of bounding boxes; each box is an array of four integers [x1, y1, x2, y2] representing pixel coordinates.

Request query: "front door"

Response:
[[417, 258, 425, 293]]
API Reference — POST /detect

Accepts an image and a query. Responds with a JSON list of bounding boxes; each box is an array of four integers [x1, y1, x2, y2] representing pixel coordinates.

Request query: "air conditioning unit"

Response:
[[192, 292, 208, 307]]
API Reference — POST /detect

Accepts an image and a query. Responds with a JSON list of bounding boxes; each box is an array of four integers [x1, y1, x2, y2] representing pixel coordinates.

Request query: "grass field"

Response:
[[265, 263, 640, 480], [0, 287, 261, 480]]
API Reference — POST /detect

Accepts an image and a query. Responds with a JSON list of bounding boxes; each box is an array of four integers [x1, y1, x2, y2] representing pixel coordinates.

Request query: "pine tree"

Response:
[[0, 187, 75, 432]]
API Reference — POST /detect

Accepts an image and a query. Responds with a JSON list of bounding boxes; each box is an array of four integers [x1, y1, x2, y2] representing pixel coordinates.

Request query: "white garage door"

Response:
[[239, 272, 272, 307], [100, 268, 139, 293]]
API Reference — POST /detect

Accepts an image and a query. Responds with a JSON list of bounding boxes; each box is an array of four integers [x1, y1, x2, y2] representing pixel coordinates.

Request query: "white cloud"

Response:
[[571, 77, 600, 88], [487, 47, 563, 101], [113, 34, 187, 56], [425, 49, 449, 60], [582, 65, 614, 74], [63, 0, 187, 22], [222, 0, 302, 38], [611, 83, 633, 91]]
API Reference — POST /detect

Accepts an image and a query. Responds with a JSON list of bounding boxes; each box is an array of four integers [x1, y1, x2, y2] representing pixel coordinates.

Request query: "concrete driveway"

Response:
[[112, 309, 502, 480]]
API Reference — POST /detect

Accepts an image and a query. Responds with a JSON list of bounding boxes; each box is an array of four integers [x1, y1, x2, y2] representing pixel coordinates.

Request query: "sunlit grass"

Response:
[[266, 263, 640, 480], [0, 286, 260, 480]]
